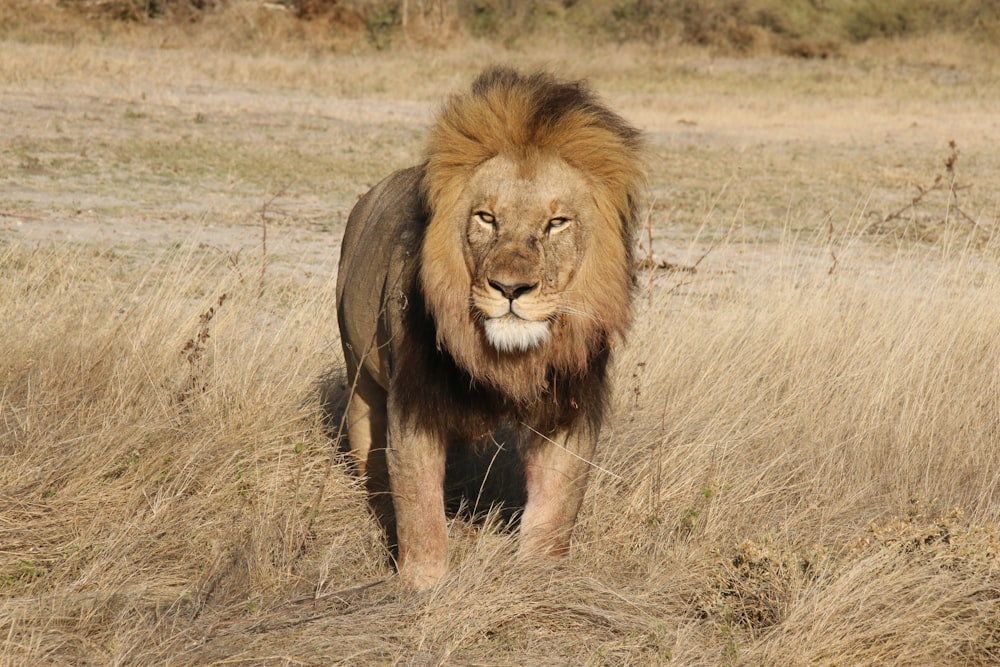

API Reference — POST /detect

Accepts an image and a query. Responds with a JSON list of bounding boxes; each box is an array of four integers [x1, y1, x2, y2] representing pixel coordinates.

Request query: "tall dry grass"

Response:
[[0, 243, 381, 662], [2, 218, 999, 663]]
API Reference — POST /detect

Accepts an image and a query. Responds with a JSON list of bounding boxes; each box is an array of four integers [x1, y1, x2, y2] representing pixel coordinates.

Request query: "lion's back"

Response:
[[336, 166, 427, 379]]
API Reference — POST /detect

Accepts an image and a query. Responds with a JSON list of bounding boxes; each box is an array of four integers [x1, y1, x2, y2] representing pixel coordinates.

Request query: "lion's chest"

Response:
[[395, 341, 588, 441]]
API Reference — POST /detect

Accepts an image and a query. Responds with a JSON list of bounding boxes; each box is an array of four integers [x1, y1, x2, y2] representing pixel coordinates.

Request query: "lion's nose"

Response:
[[488, 279, 537, 301]]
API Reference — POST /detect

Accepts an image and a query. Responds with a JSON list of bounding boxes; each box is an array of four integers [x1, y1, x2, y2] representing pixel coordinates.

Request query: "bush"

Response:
[[40, 0, 1000, 52], [59, 0, 221, 21]]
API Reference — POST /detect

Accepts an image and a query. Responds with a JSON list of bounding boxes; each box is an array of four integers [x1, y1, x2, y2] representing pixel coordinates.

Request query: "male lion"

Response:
[[336, 67, 644, 590]]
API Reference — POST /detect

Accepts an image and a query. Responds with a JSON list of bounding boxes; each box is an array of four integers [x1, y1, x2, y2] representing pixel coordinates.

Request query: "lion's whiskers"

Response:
[[555, 303, 599, 323]]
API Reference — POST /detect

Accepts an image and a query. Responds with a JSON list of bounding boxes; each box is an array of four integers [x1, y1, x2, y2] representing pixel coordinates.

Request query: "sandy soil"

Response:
[[3, 41, 998, 282]]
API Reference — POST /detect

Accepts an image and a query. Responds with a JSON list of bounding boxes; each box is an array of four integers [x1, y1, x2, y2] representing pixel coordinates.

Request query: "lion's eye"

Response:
[[474, 211, 496, 229], [546, 217, 571, 233]]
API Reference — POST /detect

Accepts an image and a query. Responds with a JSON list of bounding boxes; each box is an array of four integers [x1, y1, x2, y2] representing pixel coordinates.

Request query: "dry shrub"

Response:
[[59, 0, 222, 22], [3, 0, 997, 55], [0, 0, 367, 51], [866, 140, 995, 245]]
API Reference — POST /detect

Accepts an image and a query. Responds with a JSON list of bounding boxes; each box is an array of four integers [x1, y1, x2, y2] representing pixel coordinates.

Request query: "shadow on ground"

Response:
[[318, 367, 527, 562]]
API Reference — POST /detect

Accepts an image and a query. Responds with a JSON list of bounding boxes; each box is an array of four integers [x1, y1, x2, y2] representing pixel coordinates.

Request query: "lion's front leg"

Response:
[[518, 425, 598, 558], [386, 403, 448, 590], [344, 365, 397, 545]]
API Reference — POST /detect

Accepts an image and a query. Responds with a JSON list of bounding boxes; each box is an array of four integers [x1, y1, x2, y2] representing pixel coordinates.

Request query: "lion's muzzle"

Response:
[[478, 277, 552, 352]]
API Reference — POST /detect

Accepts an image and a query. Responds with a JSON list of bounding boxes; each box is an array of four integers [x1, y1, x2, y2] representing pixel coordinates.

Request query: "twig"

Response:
[[636, 257, 698, 272], [878, 177, 941, 227], [205, 579, 390, 636], [827, 220, 839, 275], [0, 209, 42, 221], [258, 189, 287, 299], [521, 424, 624, 481], [198, 243, 246, 283], [635, 201, 701, 276], [872, 141, 988, 237], [644, 198, 656, 275]]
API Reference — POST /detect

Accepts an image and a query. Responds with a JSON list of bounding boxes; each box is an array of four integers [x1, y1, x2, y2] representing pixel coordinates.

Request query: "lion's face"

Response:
[[420, 149, 633, 399], [416, 69, 643, 399], [461, 155, 592, 353]]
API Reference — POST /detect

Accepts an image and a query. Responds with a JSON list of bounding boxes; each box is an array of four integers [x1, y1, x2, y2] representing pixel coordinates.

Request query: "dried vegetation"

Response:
[[2, 8, 1000, 665]]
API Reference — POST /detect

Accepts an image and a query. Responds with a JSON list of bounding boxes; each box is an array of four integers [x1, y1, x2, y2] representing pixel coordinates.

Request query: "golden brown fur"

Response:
[[420, 68, 644, 399], [336, 67, 644, 589]]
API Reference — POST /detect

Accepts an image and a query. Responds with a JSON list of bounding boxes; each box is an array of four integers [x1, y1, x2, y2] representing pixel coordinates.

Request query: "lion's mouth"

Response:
[[482, 314, 550, 353]]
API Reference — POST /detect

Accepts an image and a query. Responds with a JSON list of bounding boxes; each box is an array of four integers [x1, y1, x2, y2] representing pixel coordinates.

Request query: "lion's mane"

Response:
[[418, 67, 645, 401]]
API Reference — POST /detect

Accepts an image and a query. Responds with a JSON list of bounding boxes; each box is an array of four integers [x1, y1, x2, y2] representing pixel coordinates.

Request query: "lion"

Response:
[[336, 67, 644, 590]]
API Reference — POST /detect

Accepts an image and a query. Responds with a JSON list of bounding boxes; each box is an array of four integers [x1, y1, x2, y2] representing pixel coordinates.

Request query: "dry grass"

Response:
[[4, 216, 1000, 665], [3, 27, 1000, 666]]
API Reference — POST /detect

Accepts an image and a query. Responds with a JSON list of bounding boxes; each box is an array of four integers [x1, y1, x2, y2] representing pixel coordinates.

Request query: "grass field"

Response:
[[2, 14, 1000, 666]]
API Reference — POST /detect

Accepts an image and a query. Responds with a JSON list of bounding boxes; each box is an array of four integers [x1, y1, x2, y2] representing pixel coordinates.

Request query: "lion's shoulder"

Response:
[[338, 166, 427, 290], [340, 166, 426, 266]]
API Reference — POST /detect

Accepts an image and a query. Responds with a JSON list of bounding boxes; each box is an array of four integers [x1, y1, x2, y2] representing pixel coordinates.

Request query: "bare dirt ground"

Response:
[[4, 39, 998, 274], [3, 31, 1000, 666]]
